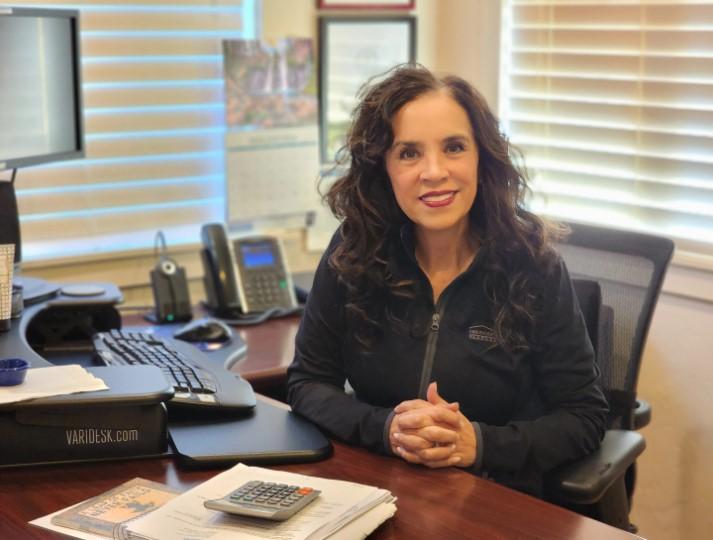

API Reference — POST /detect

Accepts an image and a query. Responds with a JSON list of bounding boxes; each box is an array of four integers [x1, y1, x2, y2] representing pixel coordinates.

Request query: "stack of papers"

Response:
[[31, 464, 396, 540], [125, 464, 396, 540], [0, 365, 108, 405]]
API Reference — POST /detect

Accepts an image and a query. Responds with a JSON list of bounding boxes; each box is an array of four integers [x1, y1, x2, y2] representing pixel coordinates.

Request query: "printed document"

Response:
[[124, 463, 396, 540]]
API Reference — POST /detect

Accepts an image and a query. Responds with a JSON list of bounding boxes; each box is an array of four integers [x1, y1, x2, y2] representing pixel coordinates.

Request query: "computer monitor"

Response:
[[0, 6, 85, 265]]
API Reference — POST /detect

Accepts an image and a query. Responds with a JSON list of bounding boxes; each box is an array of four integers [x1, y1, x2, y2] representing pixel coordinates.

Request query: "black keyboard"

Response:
[[92, 329, 256, 412]]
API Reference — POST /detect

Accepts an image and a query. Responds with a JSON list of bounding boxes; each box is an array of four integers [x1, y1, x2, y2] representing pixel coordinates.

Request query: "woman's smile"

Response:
[[420, 190, 458, 208]]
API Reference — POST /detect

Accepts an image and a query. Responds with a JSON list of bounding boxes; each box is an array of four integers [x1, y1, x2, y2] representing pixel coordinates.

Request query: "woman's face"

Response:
[[385, 89, 479, 238]]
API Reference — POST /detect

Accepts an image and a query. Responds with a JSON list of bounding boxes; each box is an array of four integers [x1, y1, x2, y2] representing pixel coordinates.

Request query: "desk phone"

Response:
[[204, 480, 320, 521], [201, 224, 297, 316]]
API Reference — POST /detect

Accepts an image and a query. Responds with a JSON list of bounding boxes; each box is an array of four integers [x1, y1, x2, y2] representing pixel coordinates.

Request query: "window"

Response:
[[501, 0, 713, 267], [9, 0, 256, 262]]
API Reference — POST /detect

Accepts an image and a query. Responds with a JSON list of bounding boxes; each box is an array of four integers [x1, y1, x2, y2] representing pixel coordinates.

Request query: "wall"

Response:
[[429, 0, 502, 109], [20, 2, 712, 538], [633, 287, 713, 539], [263, 0, 500, 105]]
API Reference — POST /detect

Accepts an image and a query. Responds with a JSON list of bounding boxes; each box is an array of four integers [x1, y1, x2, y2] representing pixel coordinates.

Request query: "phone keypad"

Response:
[[243, 270, 292, 311]]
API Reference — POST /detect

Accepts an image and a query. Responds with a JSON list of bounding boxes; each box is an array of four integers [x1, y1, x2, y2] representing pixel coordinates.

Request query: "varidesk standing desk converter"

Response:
[[0, 365, 173, 467], [168, 399, 332, 468]]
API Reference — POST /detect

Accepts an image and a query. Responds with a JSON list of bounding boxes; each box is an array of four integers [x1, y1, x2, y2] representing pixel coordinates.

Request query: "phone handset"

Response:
[[201, 223, 242, 316], [200, 223, 298, 318]]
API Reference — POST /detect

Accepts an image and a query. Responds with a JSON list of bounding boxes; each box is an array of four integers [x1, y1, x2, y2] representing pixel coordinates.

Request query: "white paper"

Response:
[[327, 502, 396, 540], [30, 491, 396, 540], [225, 125, 320, 223], [0, 364, 108, 405], [125, 463, 396, 540]]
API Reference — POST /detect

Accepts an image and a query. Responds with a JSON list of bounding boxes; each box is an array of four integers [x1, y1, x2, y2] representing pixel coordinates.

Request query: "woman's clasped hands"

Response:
[[389, 382, 477, 469]]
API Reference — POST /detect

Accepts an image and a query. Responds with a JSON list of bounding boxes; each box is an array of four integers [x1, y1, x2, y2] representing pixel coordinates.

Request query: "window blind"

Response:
[[501, 0, 713, 267], [9, 0, 256, 261]]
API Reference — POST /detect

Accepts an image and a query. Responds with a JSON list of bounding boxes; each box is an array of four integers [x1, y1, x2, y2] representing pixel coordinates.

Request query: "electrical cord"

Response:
[[201, 302, 304, 326], [153, 230, 167, 260]]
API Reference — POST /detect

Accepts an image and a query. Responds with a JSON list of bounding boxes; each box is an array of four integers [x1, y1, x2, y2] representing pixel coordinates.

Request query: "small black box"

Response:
[[0, 366, 173, 468], [150, 258, 192, 324]]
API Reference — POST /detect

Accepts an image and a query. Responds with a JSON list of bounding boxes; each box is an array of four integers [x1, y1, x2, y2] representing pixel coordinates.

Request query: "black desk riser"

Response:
[[0, 281, 331, 468]]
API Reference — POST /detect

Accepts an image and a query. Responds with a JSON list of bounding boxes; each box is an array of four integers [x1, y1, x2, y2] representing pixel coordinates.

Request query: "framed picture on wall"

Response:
[[318, 16, 416, 163], [317, 0, 415, 9]]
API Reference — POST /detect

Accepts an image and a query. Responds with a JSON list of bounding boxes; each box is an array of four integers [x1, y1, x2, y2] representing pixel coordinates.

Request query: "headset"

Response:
[[147, 231, 192, 324]]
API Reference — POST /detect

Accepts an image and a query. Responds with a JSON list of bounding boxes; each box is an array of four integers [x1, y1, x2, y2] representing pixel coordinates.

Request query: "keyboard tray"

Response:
[[93, 330, 256, 413]]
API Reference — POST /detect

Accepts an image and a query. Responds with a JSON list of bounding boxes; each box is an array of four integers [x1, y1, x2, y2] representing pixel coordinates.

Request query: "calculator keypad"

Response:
[[204, 480, 321, 521], [232, 480, 311, 506]]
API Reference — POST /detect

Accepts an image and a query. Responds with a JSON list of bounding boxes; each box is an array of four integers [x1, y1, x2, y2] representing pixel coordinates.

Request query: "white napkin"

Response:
[[0, 364, 108, 405]]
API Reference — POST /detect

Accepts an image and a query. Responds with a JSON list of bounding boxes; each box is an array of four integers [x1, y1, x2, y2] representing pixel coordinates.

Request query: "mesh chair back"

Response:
[[556, 222, 674, 429]]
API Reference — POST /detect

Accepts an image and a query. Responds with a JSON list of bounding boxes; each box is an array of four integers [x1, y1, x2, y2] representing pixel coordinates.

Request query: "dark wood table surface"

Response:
[[0, 432, 642, 540], [121, 312, 301, 392], [230, 315, 301, 389], [0, 314, 643, 539]]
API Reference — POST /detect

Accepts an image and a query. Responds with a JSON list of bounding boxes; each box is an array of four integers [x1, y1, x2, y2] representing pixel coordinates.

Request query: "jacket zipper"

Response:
[[409, 239, 480, 399], [417, 308, 444, 398]]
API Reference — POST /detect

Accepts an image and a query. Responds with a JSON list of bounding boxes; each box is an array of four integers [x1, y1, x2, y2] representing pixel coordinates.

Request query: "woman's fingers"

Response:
[[393, 399, 430, 413], [392, 426, 458, 451], [391, 392, 473, 469], [396, 407, 460, 429], [394, 445, 462, 468]]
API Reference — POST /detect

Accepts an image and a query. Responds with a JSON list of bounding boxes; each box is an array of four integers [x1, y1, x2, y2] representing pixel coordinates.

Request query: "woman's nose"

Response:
[[420, 152, 447, 182]]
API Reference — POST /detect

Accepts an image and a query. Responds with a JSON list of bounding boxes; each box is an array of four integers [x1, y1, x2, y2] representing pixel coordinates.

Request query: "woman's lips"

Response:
[[420, 191, 456, 208]]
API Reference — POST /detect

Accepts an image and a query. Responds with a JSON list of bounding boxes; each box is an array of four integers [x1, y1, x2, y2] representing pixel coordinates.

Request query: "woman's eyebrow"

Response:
[[392, 139, 419, 146], [443, 134, 470, 143], [390, 140, 419, 149], [391, 134, 470, 148]]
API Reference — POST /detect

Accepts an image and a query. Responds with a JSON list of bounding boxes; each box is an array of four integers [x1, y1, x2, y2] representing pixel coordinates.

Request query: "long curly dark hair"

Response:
[[323, 64, 561, 352]]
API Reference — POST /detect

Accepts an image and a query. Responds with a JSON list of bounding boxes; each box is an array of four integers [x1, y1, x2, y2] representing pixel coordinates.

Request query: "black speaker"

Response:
[[0, 180, 21, 264], [149, 257, 192, 324]]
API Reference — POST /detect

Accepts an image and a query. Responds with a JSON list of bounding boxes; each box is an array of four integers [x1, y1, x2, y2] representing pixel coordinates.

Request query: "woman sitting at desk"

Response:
[[286, 65, 608, 497]]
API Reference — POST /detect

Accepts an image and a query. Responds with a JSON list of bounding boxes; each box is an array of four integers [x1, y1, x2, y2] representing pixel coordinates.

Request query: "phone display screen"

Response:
[[240, 242, 275, 268]]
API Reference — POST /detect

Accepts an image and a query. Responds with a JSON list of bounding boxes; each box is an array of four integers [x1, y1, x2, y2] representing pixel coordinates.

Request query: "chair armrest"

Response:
[[633, 398, 651, 430], [547, 430, 646, 505]]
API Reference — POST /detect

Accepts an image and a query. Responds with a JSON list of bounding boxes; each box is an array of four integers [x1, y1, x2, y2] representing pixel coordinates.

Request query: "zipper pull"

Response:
[[430, 313, 440, 331]]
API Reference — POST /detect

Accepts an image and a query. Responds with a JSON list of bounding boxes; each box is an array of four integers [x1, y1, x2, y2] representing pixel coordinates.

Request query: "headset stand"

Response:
[[14, 275, 61, 306]]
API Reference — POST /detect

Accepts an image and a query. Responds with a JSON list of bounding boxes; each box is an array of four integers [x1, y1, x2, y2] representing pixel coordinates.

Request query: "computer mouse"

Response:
[[173, 318, 233, 344]]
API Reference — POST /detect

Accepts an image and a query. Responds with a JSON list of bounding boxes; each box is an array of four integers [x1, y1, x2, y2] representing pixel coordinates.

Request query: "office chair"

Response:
[[546, 221, 674, 532]]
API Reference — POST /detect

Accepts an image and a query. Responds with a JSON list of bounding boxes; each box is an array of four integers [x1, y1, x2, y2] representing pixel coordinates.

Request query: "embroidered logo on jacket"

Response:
[[468, 325, 497, 343]]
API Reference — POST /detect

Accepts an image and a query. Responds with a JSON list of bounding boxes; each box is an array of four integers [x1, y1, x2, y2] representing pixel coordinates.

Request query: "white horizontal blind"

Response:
[[502, 0, 713, 263], [9, 0, 255, 261]]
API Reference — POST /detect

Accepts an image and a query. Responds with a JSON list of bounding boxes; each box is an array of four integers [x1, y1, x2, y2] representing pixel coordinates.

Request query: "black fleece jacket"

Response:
[[286, 229, 608, 497]]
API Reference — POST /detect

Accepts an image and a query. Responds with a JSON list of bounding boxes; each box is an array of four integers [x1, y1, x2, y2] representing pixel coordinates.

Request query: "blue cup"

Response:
[[0, 358, 29, 386]]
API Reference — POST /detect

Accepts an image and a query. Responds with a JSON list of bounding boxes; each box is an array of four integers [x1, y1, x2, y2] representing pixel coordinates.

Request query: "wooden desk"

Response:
[[120, 312, 301, 395], [0, 315, 642, 539], [231, 315, 301, 391], [0, 434, 641, 540]]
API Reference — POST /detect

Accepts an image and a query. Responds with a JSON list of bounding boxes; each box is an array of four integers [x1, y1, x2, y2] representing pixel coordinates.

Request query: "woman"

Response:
[[286, 65, 607, 497]]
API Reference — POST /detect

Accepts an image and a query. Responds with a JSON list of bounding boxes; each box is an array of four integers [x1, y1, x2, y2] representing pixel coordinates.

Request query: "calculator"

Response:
[[203, 480, 321, 521]]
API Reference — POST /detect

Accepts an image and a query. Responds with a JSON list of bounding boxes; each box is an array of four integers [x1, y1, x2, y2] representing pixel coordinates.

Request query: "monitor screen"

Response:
[[0, 7, 84, 170]]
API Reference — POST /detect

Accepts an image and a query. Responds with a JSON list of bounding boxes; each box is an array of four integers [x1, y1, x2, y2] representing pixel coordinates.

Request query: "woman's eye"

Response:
[[399, 148, 418, 160], [445, 142, 465, 153]]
